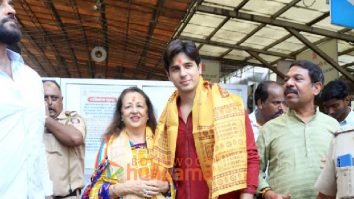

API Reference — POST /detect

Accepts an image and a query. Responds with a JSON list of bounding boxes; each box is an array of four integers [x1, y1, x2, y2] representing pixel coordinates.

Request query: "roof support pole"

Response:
[[18, 42, 48, 75], [286, 28, 354, 83], [198, 0, 250, 50], [135, 0, 164, 79], [197, 5, 354, 43], [19, 3, 66, 77], [180, 36, 294, 59], [246, 51, 285, 79], [339, 47, 354, 56], [342, 61, 354, 69], [172, 0, 202, 39], [96, 0, 109, 78], [46, 0, 82, 77], [70, 0, 94, 78]]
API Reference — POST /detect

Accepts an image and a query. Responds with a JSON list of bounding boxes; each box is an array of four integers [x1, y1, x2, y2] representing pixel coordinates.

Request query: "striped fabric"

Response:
[[257, 109, 340, 199]]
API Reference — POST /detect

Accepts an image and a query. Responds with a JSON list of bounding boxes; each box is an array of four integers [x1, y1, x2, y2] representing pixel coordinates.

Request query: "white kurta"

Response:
[[0, 49, 52, 198]]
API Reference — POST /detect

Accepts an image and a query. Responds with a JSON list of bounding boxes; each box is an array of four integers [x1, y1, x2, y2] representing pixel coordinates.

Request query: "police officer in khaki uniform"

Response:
[[315, 128, 354, 199], [43, 80, 86, 199]]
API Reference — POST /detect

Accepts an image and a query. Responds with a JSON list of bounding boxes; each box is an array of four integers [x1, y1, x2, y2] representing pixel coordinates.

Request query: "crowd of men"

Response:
[[0, 0, 353, 198]]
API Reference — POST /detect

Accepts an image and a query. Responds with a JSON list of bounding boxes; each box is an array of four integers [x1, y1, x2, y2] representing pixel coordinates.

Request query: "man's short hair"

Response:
[[163, 39, 201, 72], [290, 60, 324, 84], [42, 80, 61, 91], [320, 80, 349, 102], [254, 81, 281, 104]]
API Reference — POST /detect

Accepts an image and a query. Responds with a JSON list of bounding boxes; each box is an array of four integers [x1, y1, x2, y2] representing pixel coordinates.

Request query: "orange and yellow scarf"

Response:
[[152, 77, 247, 198], [89, 127, 172, 199]]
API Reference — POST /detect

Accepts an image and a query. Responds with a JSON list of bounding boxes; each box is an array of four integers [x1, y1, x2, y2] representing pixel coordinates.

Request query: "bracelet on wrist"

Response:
[[260, 187, 272, 198]]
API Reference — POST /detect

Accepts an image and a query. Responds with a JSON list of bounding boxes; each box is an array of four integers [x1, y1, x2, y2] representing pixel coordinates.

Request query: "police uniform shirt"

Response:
[[43, 110, 86, 197], [315, 129, 354, 198]]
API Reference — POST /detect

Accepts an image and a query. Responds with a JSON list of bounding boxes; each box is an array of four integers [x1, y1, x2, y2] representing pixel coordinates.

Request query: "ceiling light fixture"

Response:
[[91, 46, 107, 62]]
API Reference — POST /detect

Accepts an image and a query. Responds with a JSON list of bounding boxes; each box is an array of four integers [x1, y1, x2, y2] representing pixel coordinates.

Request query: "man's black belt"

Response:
[[54, 188, 81, 198]]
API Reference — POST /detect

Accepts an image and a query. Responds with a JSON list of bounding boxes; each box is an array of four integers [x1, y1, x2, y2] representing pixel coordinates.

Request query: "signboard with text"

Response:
[[201, 59, 220, 83]]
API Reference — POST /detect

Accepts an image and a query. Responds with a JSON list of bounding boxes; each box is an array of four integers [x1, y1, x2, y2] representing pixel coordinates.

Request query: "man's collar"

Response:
[[6, 49, 24, 72], [287, 107, 319, 123], [341, 108, 354, 125], [6, 49, 24, 63], [55, 110, 66, 120]]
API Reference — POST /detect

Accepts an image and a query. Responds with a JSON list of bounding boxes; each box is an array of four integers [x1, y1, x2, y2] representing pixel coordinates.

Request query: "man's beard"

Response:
[[0, 16, 22, 45]]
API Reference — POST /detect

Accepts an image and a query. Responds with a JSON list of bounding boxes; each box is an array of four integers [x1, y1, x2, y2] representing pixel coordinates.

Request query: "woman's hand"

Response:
[[124, 180, 160, 198], [111, 180, 169, 198], [146, 180, 169, 193]]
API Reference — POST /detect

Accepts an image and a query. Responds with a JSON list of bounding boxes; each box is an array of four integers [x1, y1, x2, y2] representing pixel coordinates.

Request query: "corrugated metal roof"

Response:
[[13, 0, 354, 82], [175, 0, 354, 82]]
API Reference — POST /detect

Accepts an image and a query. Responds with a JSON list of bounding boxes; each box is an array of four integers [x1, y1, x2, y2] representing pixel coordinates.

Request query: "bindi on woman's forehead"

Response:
[[132, 96, 136, 102]]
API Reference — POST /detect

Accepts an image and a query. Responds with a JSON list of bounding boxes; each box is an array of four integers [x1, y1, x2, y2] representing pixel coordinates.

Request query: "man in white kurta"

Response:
[[0, 1, 52, 198]]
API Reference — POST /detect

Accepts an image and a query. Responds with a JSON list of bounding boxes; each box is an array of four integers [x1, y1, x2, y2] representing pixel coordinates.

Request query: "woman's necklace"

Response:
[[129, 136, 146, 145]]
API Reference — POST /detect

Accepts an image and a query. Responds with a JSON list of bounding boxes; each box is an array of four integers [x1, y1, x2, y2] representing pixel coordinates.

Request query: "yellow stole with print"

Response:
[[152, 76, 247, 198], [107, 127, 167, 199]]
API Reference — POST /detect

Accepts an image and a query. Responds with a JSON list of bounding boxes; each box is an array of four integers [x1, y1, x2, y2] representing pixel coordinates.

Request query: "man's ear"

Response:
[[198, 63, 202, 75], [312, 82, 323, 96], [344, 96, 351, 106], [165, 70, 170, 80], [256, 99, 263, 110]]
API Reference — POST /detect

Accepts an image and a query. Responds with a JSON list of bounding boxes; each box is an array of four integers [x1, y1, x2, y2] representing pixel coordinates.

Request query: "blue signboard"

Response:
[[331, 0, 354, 29]]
